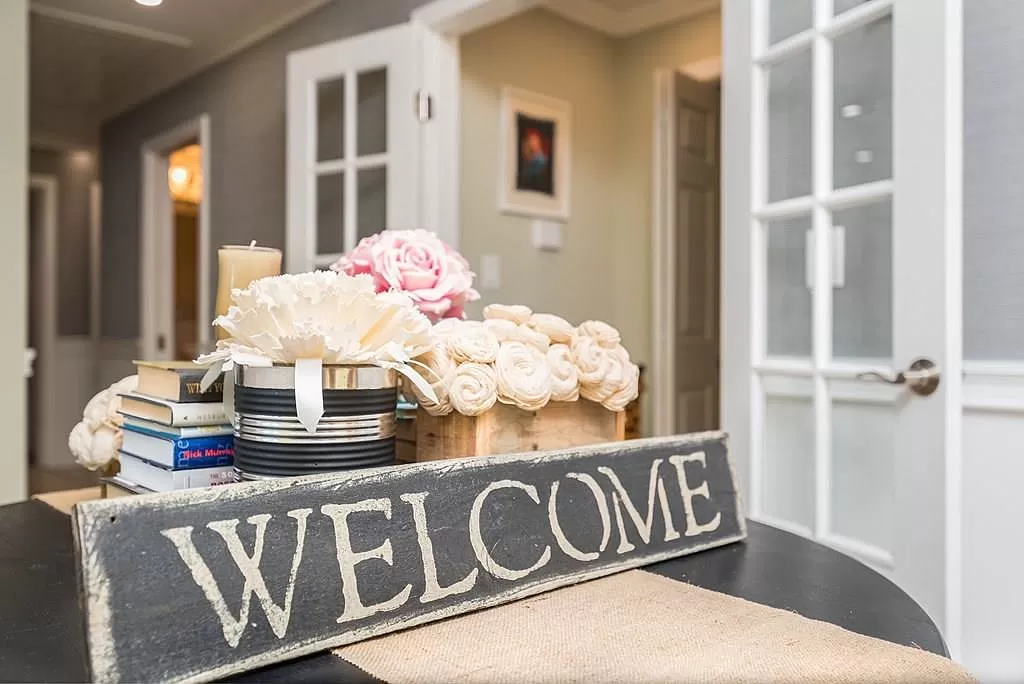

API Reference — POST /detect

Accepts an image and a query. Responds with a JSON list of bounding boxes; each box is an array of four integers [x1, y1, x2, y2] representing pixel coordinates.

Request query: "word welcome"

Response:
[[74, 434, 743, 683]]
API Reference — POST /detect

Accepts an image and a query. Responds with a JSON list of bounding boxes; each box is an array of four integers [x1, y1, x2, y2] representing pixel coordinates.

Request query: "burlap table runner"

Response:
[[335, 569, 974, 683]]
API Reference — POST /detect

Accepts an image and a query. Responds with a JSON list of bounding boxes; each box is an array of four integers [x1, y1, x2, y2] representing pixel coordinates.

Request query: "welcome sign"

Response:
[[73, 433, 745, 683]]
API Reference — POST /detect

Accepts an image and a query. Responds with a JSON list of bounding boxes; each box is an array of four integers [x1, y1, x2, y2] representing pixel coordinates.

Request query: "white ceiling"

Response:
[[544, 0, 719, 37], [30, 0, 331, 146]]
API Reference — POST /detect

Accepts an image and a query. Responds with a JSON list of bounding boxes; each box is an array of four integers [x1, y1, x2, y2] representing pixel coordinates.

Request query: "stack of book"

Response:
[[107, 361, 235, 494]]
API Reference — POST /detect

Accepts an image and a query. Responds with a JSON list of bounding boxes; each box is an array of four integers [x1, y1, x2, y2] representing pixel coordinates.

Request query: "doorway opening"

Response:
[[140, 115, 211, 361], [652, 68, 722, 437]]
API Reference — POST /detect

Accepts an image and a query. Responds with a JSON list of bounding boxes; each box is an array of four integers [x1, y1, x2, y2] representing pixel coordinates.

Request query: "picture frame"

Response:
[[499, 87, 572, 221]]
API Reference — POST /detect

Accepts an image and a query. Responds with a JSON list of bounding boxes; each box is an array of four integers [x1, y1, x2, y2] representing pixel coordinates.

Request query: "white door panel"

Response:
[[287, 23, 419, 273], [723, 0, 962, 648]]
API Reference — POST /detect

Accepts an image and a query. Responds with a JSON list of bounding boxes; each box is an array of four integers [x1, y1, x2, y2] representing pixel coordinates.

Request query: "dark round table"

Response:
[[0, 499, 945, 682]]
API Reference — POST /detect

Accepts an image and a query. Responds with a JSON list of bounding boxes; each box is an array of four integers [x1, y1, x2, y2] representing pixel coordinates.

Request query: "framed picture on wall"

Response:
[[499, 87, 572, 221]]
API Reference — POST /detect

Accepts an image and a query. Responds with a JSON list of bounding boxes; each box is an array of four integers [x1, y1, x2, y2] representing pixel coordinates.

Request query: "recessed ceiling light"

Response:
[[135, 0, 163, 6]]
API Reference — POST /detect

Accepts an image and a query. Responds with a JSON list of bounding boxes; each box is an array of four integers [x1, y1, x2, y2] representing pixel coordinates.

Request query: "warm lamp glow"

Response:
[[168, 144, 202, 204], [135, 0, 163, 6]]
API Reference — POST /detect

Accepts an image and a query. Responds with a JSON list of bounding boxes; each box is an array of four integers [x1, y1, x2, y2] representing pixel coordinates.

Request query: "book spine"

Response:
[[172, 436, 235, 469], [174, 467, 236, 489], [177, 372, 225, 403], [169, 404, 227, 427]]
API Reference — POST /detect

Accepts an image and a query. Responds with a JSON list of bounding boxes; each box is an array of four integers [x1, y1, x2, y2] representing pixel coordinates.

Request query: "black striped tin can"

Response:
[[232, 364, 398, 478]]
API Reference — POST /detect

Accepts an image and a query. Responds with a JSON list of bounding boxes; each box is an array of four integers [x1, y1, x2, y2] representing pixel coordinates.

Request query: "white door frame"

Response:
[[139, 114, 212, 360], [28, 174, 58, 473]]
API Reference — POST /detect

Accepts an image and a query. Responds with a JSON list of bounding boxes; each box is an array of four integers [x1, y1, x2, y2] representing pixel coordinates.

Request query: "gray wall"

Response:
[[30, 147, 96, 336], [100, 0, 426, 339], [963, 0, 1024, 361]]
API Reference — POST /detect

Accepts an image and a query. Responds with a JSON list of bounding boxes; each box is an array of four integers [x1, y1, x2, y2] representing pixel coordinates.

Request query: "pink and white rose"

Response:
[[332, 229, 479, 323]]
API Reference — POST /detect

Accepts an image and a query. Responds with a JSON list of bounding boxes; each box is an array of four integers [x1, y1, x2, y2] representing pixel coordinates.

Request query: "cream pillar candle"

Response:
[[214, 244, 282, 339]]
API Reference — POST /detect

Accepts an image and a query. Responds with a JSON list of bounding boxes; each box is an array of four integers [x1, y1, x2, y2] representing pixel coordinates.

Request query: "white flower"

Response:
[[431, 317, 462, 339], [82, 389, 111, 432], [445, 321, 500, 364], [572, 336, 628, 403], [602, 360, 640, 411], [69, 422, 122, 471], [547, 343, 580, 402], [495, 341, 552, 412], [577, 320, 622, 348], [483, 303, 533, 324], [412, 349, 457, 416], [528, 313, 576, 344], [484, 319, 550, 351], [448, 362, 498, 416]]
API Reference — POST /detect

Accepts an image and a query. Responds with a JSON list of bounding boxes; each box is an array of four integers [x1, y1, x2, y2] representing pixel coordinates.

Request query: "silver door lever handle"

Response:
[[855, 358, 940, 397]]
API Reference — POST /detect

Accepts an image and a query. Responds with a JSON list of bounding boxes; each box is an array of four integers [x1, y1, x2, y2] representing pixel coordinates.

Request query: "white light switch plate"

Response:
[[531, 220, 563, 251], [479, 254, 501, 290]]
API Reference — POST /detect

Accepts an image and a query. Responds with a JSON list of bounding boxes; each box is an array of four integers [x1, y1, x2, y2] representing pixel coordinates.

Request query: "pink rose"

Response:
[[332, 230, 479, 323]]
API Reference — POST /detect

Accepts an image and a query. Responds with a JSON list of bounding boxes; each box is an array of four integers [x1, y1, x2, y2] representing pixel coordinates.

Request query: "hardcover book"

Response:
[[119, 393, 226, 427], [120, 415, 233, 440], [121, 428, 234, 470], [135, 361, 225, 403], [118, 453, 235, 492]]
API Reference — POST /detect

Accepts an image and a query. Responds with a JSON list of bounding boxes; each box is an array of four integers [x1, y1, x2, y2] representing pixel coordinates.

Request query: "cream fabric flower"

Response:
[[602, 359, 640, 411], [104, 375, 138, 428], [484, 303, 533, 324], [448, 362, 498, 416], [528, 313, 576, 344], [484, 319, 550, 351], [495, 341, 552, 411], [82, 389, 111, 432], [412, 348, 457, 416], [577, 320, 622, 348], [547, 343, 580, 402], [69, 422, 123, 471], [445, 321, 500, 364], [573, 336, 628, 404]]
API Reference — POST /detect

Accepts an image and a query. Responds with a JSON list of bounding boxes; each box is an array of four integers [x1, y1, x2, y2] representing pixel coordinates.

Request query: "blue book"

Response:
[[121, 427, 234, 470]]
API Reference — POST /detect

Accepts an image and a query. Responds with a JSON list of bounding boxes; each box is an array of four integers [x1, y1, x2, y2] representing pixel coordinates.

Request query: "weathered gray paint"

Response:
[[99, 0, 428, 339], [74, 434, 745, 683], [30, 147, 97, 336]]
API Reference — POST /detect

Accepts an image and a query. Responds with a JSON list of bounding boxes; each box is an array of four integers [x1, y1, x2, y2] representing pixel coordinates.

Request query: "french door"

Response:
[[286, 24, 419, 273], [722, 0, 962, 643]]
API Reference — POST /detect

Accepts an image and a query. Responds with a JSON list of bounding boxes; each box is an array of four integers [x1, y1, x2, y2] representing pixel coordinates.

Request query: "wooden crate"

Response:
[[415, 400, 625, 462]]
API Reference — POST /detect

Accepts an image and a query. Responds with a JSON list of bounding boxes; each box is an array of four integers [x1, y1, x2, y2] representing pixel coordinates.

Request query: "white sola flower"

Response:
[[547, 343, 580, 402], [495, 341, 552, 412], [69, 374, 138, 472], [483, 303, 533, 324], [445, 320, 500, 364], [199, 271, 438, 403], [528, 313, 576, 344], [448, 362, 499, 416]]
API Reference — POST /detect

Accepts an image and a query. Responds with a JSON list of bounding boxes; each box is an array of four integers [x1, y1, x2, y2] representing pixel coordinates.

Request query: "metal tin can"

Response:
[[232, 364, 398, 478]]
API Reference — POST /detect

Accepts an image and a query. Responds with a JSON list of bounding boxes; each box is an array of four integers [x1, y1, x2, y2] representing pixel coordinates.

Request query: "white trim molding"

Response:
[[28, 174, 59, 470], [651, 69, 675, 436], [543, 0, 719, 37]]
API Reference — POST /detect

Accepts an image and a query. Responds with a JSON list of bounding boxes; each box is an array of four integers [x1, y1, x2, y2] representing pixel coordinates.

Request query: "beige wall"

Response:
[[0, 0, 28, 503], [610, 10, 722, 382], [459, 8, 721, 432], [460, 10, 619, 328]]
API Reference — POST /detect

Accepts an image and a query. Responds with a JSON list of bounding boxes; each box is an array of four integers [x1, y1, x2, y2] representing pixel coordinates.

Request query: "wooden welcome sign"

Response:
[[73, 433, 745, 683]]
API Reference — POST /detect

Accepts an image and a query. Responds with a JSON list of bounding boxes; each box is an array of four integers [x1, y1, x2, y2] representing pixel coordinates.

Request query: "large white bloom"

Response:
[[572, 336, 628, 404], [495, 341, 552, 412], [448, 362, 498, 416]]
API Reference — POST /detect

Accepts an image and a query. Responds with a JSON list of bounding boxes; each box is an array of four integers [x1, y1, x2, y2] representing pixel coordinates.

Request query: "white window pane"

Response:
[[767, 50, 813, 202], [833, 15, 892, 189], [762, 392, 815, 531], [357, 167, 386, 240], [316, 77, 345, 162], [768, 0, 813, 45], [832, 199, 892, 360], [766, 215, 812, 358], [830, 399, 894, 555], [357, 69, 387, 156], [316, 172, 344, 254]]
